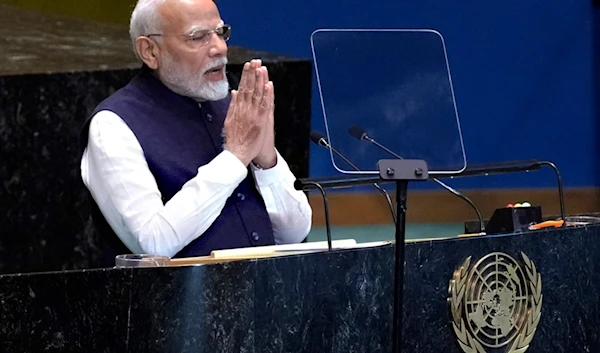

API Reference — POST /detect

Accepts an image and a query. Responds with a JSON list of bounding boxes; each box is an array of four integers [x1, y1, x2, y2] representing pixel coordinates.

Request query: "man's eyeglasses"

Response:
[[146, 24, 231, 49]]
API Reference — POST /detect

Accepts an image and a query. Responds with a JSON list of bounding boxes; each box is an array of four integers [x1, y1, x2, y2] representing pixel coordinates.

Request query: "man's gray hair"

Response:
[[129, 0, 168, 59]]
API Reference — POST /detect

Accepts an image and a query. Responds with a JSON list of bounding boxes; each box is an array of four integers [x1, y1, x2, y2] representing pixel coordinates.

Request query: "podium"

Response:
[[0, 224, 599, 352]]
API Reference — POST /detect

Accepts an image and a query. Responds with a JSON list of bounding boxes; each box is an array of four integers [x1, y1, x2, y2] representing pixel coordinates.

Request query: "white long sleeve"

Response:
[[81, 110, 312, 258], [251, 155, 312, 244]]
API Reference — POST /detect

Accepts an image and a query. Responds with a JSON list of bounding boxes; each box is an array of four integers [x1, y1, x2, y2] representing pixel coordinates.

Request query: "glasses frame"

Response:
[[146, 24, 231, 48]]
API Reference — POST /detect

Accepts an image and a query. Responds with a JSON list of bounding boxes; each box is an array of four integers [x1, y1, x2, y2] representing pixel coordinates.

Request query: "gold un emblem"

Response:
[[448, 252, 542, 353]]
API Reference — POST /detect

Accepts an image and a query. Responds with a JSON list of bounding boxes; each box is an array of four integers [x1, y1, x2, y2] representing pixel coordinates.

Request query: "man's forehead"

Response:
[[159, 0, 222, 31]]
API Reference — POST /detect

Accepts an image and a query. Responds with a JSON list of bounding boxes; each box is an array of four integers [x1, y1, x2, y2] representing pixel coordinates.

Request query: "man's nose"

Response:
[[207, 34, 228, 57]]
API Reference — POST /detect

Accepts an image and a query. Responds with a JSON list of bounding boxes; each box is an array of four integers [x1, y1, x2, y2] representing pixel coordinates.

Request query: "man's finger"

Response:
[[237, 62, 251, 94], [252, 67, 266, 105], [259, 82, 272, 112], [263, 66, 270, 84], [230, 90, 238, 108], [242, 60, 260, 101], [265, 81, 274, 109], [226, 90, 239, 119], [267, 80, 274, 105]]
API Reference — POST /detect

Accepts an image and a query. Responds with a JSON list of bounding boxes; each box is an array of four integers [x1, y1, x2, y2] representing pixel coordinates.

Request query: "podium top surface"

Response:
[[0, 223, 594, 277]]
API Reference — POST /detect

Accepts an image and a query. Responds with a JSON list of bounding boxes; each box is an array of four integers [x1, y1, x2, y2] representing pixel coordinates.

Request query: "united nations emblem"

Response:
[[448, 252, 543, 353]]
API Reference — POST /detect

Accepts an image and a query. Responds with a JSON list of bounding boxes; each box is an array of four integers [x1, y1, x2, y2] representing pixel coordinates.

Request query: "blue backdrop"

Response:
[[218, 1, 596, 189]]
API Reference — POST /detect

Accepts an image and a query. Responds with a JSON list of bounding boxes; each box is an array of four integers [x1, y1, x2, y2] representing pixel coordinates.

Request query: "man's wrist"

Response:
[[224, 147, 252, 167], [252, 151, 277, 170]]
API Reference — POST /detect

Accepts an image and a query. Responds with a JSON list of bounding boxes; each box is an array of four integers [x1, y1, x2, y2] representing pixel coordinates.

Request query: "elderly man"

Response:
[[80, 0, 312, 259]]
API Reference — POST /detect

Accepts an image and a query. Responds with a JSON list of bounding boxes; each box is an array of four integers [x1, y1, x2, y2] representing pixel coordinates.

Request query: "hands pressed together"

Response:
[[223, 59, 277, 169]]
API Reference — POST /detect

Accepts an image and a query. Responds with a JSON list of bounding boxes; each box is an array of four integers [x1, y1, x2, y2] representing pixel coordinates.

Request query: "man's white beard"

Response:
[[157, 53, 229, 101]]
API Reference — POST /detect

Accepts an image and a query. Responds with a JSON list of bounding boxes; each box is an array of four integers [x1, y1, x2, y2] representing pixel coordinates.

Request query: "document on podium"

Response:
[[167, 239, 392, 266]]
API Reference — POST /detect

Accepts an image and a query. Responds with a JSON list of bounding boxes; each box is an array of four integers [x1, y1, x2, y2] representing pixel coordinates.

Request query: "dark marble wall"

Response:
[[0, 225, 598, 352], [1, 69, 136, 273], [0, 5, 311, 275]]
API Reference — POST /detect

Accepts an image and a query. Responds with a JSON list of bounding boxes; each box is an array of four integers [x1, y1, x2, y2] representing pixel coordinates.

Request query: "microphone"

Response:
[[310, 131, 397, 225], [349, 125, 399, 159], [348, 125, 485, 233]]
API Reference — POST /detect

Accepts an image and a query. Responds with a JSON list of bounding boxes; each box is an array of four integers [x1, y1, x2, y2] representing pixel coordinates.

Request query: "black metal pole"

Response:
[[302, 181, 333, 251], [392, 180, 408, 353]]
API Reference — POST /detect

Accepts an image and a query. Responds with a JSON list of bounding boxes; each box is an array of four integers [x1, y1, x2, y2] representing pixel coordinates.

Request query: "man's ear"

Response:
[[135, 37, 160, 70]]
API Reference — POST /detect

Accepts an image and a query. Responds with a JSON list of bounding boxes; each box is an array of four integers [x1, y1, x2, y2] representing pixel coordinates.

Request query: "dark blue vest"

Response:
[[80, 66, 275, 259]]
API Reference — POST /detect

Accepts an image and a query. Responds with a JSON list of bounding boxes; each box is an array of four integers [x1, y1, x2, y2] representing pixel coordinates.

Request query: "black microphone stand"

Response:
[[303, 181, 333, 251], [330, 150, 398, 225], [376, 159, 429, 353], [310, 132, 397, 225]]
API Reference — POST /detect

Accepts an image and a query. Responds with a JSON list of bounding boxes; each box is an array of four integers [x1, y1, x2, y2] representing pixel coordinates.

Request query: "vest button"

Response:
[[251, 232, 260, 241], [237, 193, 245, 201], [206, 113, 213, 122]]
